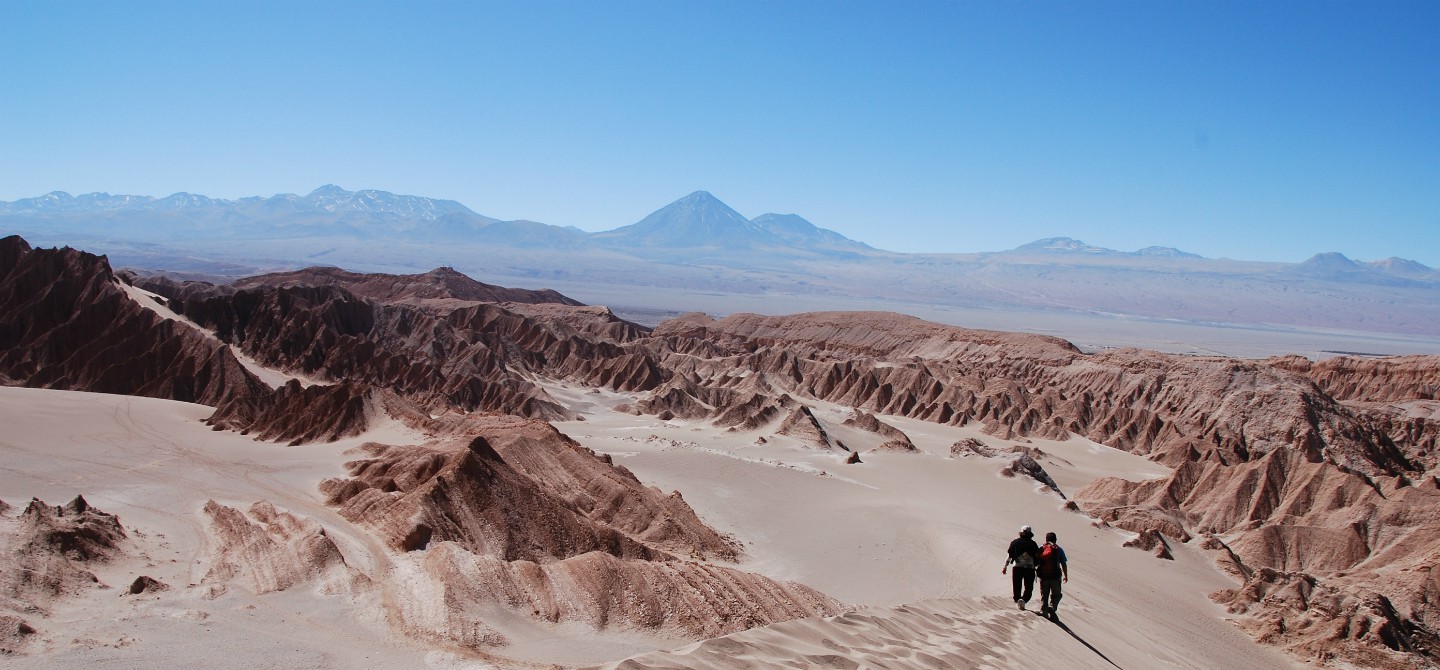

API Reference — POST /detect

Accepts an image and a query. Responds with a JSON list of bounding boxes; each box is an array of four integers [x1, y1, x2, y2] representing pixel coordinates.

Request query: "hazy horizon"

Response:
[[3, 183, 1432, 266]]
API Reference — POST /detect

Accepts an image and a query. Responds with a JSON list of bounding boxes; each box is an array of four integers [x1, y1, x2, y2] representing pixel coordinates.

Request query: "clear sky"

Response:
[[3, 1, 1437, 265]]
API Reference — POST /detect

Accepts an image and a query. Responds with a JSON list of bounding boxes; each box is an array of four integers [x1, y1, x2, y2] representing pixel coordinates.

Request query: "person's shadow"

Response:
[[1036, 611, 1122, 669]]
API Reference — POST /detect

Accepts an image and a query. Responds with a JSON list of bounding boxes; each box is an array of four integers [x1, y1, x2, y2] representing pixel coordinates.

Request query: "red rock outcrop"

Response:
[[0, 236, 270, 408], [206, 380, 376, 444], [950, 437, 998, 458], [201, 500, 364, 596], [496, 302, 650, 345], [1270, 354, 1440, 475], [0, 496, 126, 619], [1211, 567, 1439, 669], [121, 270, 237, 303], [1122, 529, 1174, 560], [322, 416, 737, 562], [1000, 453, 1065, 498], [125, 575, 168, 595], [0, 614, 37, 654], [845, 409, 917, 452], [1271, 354, 1440, 404], [320, 415, 843, 644], [0, 238, 385, 444], [775, 405, 839, 449], [0, 495, 126, 655], [1077, 446, 1440, 667]]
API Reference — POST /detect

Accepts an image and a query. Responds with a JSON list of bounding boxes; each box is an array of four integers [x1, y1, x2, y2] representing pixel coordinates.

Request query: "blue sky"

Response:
[[3, 1, 1437, 265]]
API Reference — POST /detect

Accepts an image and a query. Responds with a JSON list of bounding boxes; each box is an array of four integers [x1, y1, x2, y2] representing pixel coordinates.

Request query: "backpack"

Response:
[[1038, 543, 1059, 576]]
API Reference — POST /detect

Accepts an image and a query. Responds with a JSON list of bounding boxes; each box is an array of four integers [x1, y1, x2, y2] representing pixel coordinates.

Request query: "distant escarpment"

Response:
[[1270, 354, 1440, 404], [232, 265, 585, 307], [167, 282, 665, 422], [641, 312, 1418, 478], [320, 416, 841, 644]]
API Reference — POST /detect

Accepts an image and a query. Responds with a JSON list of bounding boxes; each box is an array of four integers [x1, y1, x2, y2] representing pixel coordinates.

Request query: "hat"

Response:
[[1019, 525, 1033, 536]]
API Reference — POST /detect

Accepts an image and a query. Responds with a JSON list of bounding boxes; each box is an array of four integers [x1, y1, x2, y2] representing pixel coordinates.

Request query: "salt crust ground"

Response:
[[1, 380, 1306, 669]]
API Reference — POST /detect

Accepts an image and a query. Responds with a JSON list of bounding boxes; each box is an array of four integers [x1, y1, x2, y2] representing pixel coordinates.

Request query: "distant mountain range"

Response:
[[3, 185, 1437, 338], [7, 185, 1431, 273], [0, 186, 869, 255]]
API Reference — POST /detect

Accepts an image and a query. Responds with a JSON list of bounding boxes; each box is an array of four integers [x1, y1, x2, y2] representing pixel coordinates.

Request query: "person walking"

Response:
[[1002, 525, 1040, 610], [1037, 531, 1069, 619]]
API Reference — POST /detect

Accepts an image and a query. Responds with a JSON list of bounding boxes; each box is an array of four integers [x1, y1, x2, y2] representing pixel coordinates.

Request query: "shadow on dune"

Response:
[[1038, 611, 1122, 670]]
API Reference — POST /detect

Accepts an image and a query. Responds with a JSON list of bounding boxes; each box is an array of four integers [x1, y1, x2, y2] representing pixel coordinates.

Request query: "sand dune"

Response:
[[597, 597, 1159, 670], [0, 382, 1303, 669]]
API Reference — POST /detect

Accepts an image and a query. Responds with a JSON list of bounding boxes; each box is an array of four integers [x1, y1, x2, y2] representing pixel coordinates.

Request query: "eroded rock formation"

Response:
[[1078, 439, 1439, 667], [776, 405, 839, 450], [0, 495, 127, 653], [1001, 453, 1065, 498], [201, 500, 364, 597], [319, 415, 843, 643], [623, 311, 1437, 667], [0, 236, 269, 407], [846, 409, 917, 452]]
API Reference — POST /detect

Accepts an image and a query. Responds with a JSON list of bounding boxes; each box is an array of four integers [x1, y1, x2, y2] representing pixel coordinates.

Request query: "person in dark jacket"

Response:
[[1002, 525, 1040, 610], [1037, 531, 1069, 618]]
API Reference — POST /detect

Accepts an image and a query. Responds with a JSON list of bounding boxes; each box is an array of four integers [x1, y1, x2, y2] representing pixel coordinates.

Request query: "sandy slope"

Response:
[[546, 382, 1305, 670], [0, 386, 436, 668], [2, 381, 1306, 668]]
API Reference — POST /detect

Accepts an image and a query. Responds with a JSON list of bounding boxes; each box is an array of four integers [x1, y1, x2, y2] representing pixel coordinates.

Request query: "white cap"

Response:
[[1020, 525, 1032, 534]]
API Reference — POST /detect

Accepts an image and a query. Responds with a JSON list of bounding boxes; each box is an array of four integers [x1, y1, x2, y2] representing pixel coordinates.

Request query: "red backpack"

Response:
[[1038, 543, 1059, 575]]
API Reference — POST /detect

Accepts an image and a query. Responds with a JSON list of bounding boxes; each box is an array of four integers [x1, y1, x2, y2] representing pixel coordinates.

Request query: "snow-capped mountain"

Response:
[[0, 185, 481, 222], [1135, 245, 1202, 259], [296, 185, 476, 220], [1012, 237, 1115, 254], [1010, 237, 1205, 259]]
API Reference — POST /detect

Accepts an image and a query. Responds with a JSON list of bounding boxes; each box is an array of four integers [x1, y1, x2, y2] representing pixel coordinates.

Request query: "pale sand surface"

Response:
[[547, 382, 1306, 670], [3, 381, 1306, 669], [0, 386, 434, 669], [0, 387, 688, 669]]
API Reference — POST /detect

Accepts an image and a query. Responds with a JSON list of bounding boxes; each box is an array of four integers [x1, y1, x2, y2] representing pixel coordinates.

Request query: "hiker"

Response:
[[1002, 525, 1040, 610], [1037, 531, 1069, 618]]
